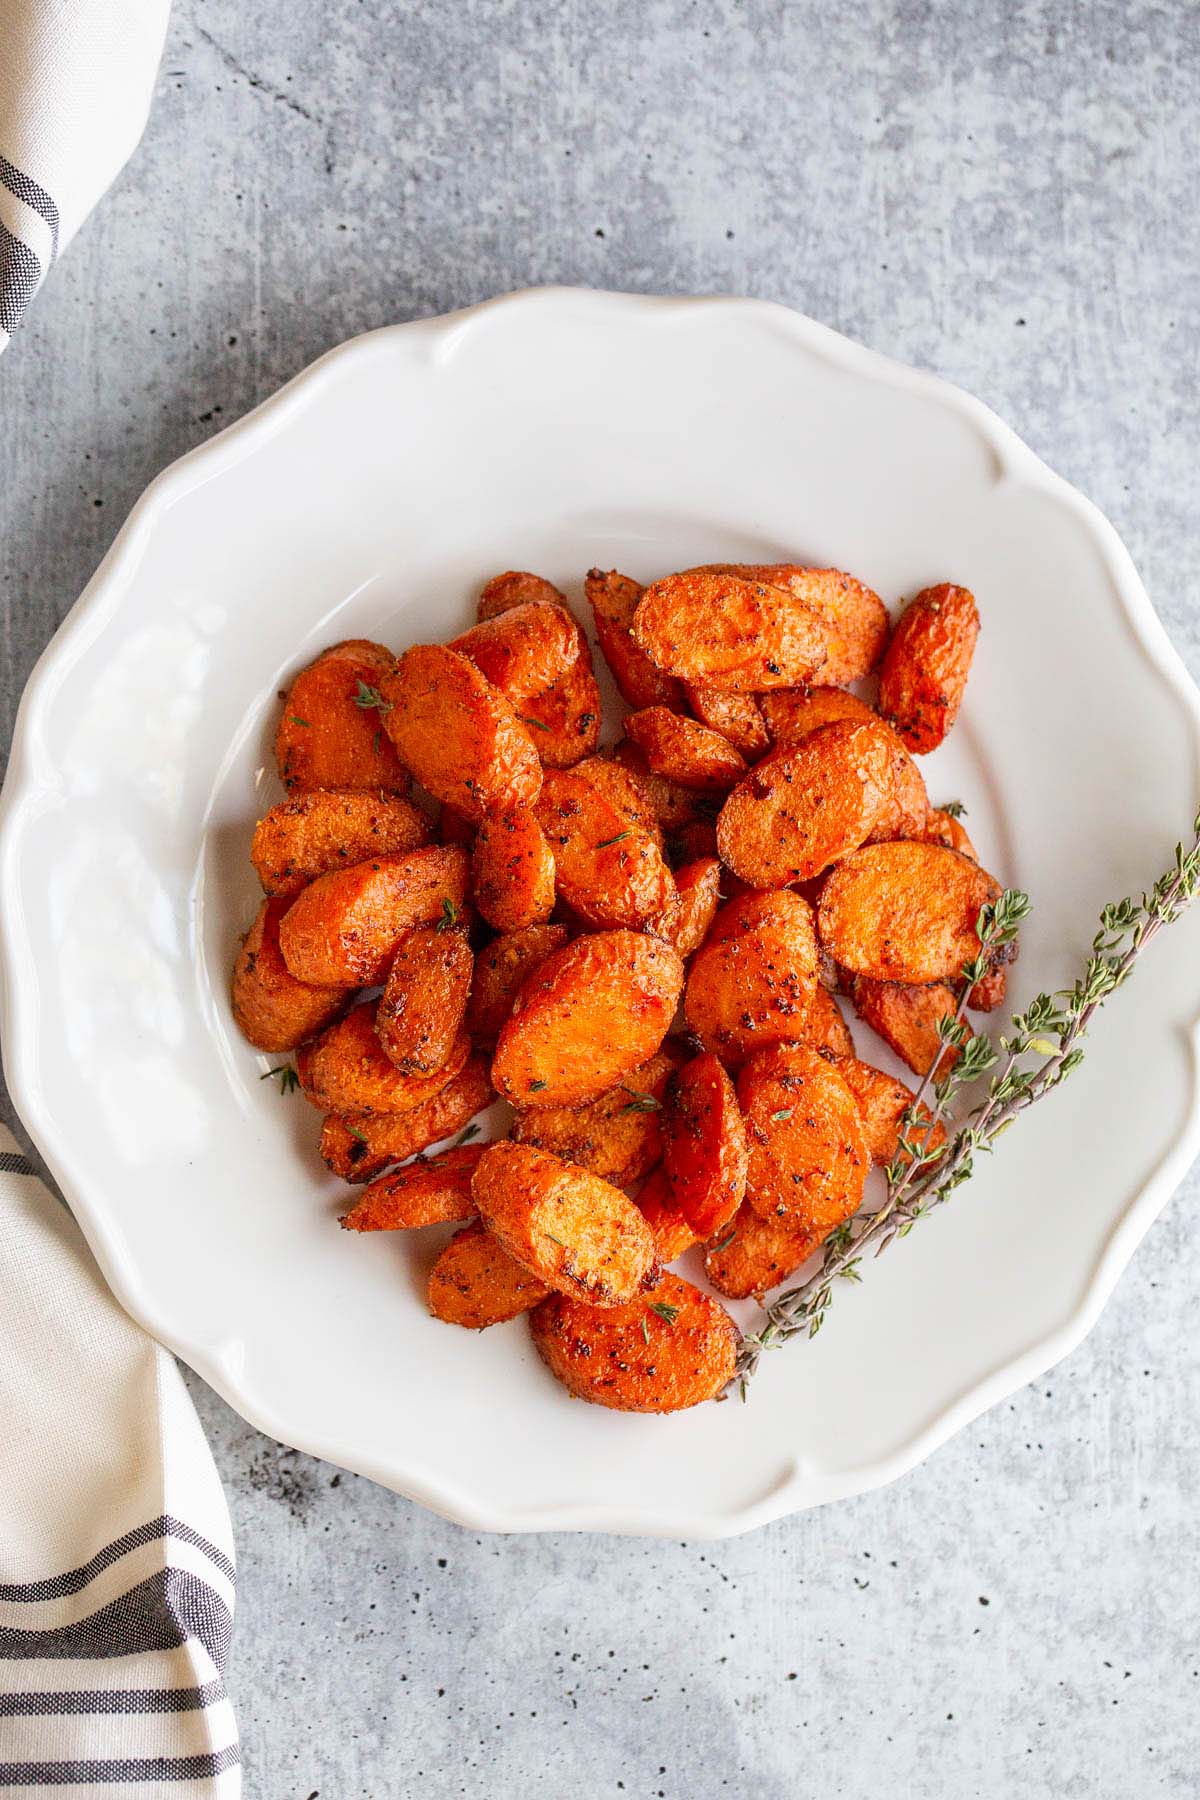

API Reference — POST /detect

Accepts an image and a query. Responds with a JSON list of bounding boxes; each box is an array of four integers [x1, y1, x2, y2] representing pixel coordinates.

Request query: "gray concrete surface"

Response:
[[3, 1, 1200, 1794]]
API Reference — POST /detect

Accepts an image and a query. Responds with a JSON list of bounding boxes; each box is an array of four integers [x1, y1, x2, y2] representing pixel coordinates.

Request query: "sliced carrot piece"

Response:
[[428, 1221, 550, 1328], [817, 841, 1001, 984], [380, 643, 542, 821], [231, 897, 348, 1053], [340, 1144, 485, 1230], [660, 1053, 748, 1238], [736, 1043, 868, 1233], [530, 1273, 737, 1412], [376, 924, 473, 1075], [472, 1141, 659, 1306]]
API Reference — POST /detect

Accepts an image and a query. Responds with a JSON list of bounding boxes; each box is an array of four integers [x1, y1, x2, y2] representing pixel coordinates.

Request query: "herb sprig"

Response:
[[733, 809, 1200, 1396], [260, 1063, 299, 1094]]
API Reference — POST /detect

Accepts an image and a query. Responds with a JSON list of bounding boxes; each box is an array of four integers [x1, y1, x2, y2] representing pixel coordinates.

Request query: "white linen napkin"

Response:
[[0, 1126, 240, 1795], [0, 0, 169, 349]]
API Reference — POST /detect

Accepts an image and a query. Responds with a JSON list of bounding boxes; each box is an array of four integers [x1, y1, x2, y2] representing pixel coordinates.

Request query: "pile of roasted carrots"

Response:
[[232, 564, 1002, 1412]]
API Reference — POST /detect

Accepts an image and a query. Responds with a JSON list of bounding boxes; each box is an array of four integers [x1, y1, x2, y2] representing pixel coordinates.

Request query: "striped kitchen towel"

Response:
[[0, 0, 169, 349], [0, 1126, 240, 1795]]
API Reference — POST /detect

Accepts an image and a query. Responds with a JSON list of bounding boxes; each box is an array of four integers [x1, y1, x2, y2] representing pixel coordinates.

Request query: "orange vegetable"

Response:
[[534, 767, 674, 929], [649, 856, 721, 957], [471, 810, 556, 932], [804, 984, 855, 1058], [736, 1044, 868, 1236], [704, 1204, 817, 1300], [472, 1141, 659, 1305], [710, 564, 889, 685], [845, 974, 959, 1081], [827, 1054, 946, 1166], [631, 568, 829, 691], [339, 1144, 484, 1231], [610, 740, 707, 831], [512, 1044, 683, 1186], [380, 643, 542, 821], [634, 1167, 699, 1263], [918, 806, 978, 861], [683, 683, 770, 759], [758, 684, 879, 747], [466, 924, 569, 1043], [574, 754, 666, 851], [450, 601, 580, 705], [275, 639, 410, 794], [530, 1272, 737, 1412], [231, 897, 347, 1052], [818, 841, 1001, 984], [251, 790, 430, 899], [757, 688, 929, 847], [966, 962, 1008, 1012], [716, 718, 896, 887], [278, 844, 470, 987], [320, 1053, 494, 1182], [585, 567, 686, 710], [518, 639, 603, 768], [297, 1001, 469, 1114], [492, 930, 684, 1109], [661, 1053, 748, 1238], [247, 549, 1004, 1415], [478, 570, 570, 621], [428, 1221, 550, 1328], [376, 924, 473, 1075], [626, 707, 748, 795], [879, 583, 979, 753], [868, 739, 930, 843], [684, 889, 819, 1066]]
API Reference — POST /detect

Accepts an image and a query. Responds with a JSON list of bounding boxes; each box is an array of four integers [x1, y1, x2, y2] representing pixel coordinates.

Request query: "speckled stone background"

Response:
[[3, 2, 1199, 1794]]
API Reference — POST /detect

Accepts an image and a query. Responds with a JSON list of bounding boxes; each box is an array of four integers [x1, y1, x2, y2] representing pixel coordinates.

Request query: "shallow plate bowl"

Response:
[[3, 288, 1198, 1536]]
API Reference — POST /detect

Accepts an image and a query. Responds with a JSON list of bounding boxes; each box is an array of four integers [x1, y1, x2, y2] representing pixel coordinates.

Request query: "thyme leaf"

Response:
[[353, 681, 392, 712], [619, 1086, 661, 1115], [260, 1064, 299, 1094]]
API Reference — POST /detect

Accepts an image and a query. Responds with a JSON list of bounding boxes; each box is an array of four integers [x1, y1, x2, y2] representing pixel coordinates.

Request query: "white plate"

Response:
[[3, 289, 1199, 1538]]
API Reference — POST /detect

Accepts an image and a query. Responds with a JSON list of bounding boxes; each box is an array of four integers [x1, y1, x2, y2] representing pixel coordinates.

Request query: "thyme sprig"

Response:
[[733, 809, 1200, 1396], [260, 1063, 299, 1094]]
